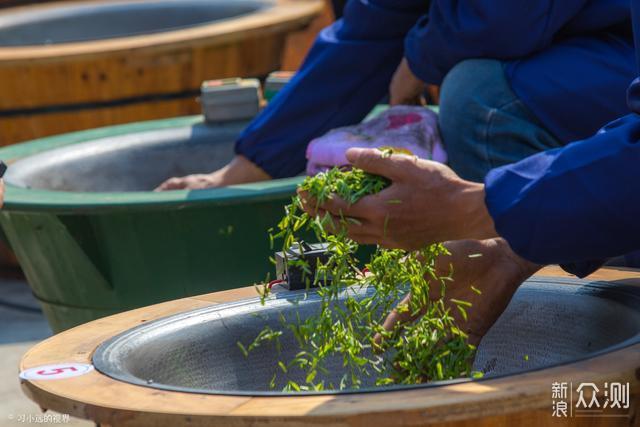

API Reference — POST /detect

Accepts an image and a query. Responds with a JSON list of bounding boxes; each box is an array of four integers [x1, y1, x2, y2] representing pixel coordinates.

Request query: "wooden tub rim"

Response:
[[19, 266, 640, 424], [90, 275, 640, 397], [0, 0, 324, 63]]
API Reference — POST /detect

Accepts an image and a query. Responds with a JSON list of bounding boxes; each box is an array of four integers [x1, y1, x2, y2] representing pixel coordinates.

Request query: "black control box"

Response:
[[275, 242, 332, 290]]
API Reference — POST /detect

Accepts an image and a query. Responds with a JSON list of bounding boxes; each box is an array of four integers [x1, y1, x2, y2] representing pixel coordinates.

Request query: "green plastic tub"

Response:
[[0, 116, 302, 332]]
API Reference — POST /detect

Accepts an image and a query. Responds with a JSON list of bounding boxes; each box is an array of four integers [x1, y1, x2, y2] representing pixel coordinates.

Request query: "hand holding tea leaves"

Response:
[[241, 164, 487, 391], [378, 238, 541, 348], [299, 147, 498, 250]]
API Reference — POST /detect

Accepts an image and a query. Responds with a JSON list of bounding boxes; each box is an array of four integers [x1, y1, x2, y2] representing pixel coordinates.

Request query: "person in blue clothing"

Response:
[[158, 0, 635, 190], [296, 0, 640, 342]]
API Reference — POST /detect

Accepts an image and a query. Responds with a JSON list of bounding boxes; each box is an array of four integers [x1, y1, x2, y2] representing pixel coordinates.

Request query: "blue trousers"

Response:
[[439, 59, 564, 183]]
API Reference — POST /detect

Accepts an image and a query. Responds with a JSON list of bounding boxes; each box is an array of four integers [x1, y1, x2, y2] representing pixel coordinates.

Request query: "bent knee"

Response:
[[440, 59, 498, 107], [439, 60, 502, 149], [439, 59, 504, 131], [438, 59, 506, 181]]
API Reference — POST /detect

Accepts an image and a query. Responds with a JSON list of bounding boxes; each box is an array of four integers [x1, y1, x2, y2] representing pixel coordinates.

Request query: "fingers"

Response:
[[299, 191, 389, 243], [298, 188, 378, 220], [298, 189, 340, 216], [297, 190, 318, 215], [155, 174, 223, 191], [374, 293, 419, 349], [345, 148, 417, 182], [325, 217, 383, 245], [316, 194, 352, 217], [427, 84, 440, 104], [345, 232, 384, 246], [382, 294, 416, 331], [155, 177, 187, 191]]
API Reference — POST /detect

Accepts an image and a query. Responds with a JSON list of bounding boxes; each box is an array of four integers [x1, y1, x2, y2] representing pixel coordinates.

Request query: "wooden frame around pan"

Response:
[[0, 1, 63, 9], [20, 266, 640, 426], [0, 0, 323, 144]]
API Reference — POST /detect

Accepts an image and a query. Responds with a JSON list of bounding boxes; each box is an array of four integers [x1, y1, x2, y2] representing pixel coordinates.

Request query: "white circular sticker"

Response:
[[20, 363, 94, 381]]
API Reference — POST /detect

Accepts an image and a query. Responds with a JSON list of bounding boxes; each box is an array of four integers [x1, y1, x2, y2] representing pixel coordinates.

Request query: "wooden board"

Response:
[[0, 0, 323, 144], [20, 267, 640, 426], [0, 0, 65, 8], [281, 0, 334, 70]]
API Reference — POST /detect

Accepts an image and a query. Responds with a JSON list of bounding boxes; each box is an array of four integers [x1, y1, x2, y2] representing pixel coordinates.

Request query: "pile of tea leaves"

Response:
[[239, 165, 480, 391]]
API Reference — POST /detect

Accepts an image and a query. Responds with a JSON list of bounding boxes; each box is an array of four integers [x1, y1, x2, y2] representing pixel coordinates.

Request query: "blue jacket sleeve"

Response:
[[404, 0, 589, 84], [235, 0, 426, 179], [484, 108, 640, 275]]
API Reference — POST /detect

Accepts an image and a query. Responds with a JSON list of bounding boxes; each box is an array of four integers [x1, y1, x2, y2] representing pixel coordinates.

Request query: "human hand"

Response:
[[389, 58, 428, 106], [0, 179, 4, 208], [155, 155, 271, 191], [299, 148, 497, 250], [378, 238, 541, 346], [426, 84, 440, 104]]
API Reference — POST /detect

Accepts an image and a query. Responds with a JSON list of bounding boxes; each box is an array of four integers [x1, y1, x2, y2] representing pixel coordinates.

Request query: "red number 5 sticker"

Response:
[[20, 363, 93, 380]]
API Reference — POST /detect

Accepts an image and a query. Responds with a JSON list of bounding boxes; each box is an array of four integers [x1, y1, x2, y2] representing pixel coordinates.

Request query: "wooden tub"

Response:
[[0, 0, 322, 145], [20, 267, 640, 426]]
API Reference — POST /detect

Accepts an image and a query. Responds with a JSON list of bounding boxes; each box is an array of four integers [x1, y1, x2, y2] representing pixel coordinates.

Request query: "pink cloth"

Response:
[[306, 106, 446, 176]]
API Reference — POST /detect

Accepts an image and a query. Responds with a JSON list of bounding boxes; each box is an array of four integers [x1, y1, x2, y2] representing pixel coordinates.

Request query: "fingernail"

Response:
[[345, 147, 365, 162]]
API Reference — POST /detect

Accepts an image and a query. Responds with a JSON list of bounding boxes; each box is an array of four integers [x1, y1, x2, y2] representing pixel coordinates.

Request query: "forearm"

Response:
[[484, 113, 640, 267], [218, 155, 271, 182]]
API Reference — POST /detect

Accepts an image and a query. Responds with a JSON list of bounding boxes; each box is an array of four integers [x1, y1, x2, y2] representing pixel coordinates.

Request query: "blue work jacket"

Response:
[[485, 0, 640, 274], [235, 0, 634, 180]]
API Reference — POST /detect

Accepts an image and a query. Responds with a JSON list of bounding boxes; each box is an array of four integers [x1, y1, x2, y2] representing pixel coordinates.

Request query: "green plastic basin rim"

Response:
[[0, 115, 302, 214]]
